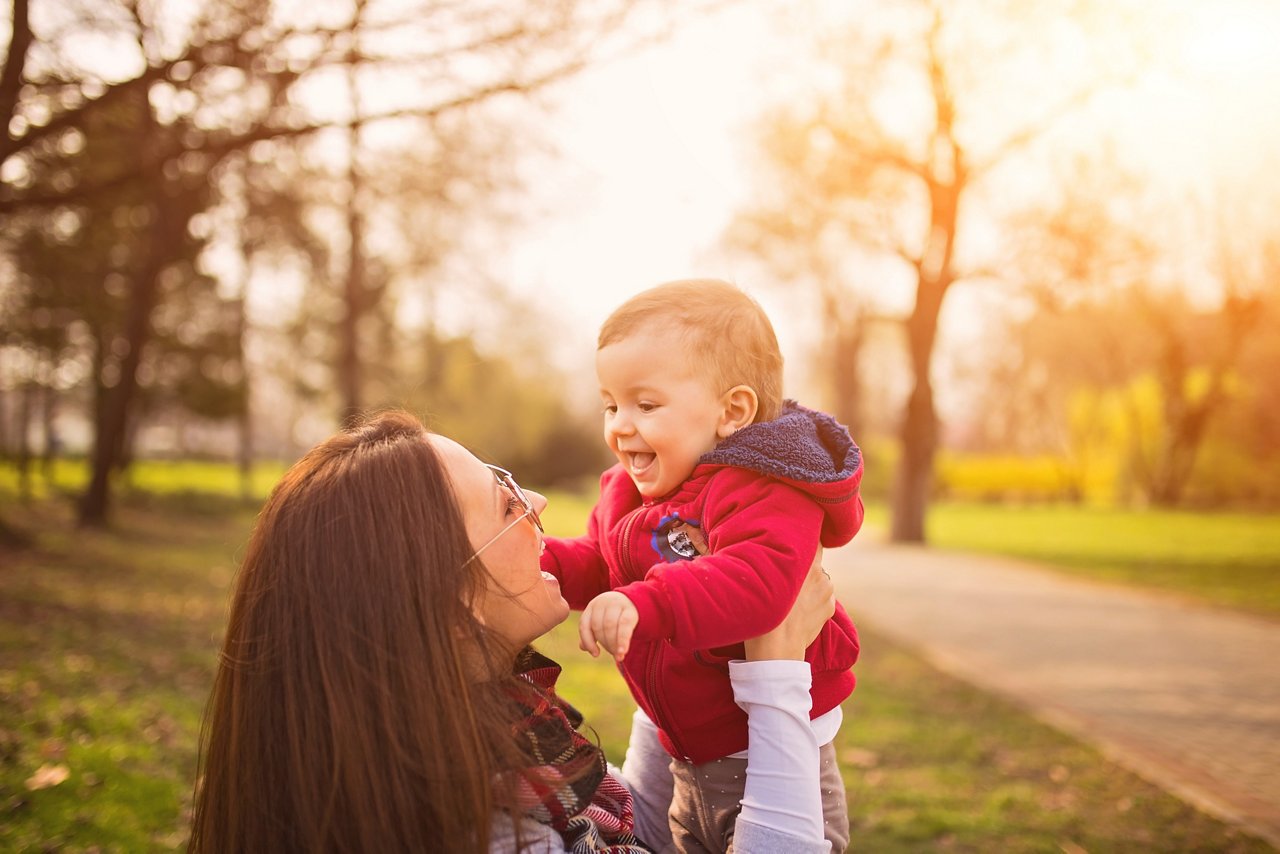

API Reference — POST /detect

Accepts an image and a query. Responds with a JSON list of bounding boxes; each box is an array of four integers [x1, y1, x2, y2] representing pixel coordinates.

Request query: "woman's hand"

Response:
[[743, 547, 835, 662]]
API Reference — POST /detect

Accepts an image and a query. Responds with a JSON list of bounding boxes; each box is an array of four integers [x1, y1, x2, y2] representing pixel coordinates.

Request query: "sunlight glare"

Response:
[[1181, 6, 1277, 82]]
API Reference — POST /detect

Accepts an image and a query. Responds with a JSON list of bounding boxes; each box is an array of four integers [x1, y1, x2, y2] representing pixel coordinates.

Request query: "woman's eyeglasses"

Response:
[[464, 465, 544, 565]]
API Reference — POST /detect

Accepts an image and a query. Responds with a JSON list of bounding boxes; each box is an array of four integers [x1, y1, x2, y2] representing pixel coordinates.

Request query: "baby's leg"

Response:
[[819, 741, 849, 852], [668, 744, 849, 853], [668, 755, 748, 854], [618, 708, 675, 852]]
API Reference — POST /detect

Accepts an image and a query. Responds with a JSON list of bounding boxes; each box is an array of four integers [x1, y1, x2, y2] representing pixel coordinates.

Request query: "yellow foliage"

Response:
[[935, 453, 1084, 503]]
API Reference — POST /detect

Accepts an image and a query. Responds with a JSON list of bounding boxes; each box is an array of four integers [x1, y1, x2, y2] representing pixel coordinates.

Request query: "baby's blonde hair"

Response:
[[597, 279, 783, 423]]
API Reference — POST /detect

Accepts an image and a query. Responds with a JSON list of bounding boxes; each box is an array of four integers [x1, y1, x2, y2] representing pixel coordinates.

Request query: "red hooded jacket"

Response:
[[541, 401, 862, 763]]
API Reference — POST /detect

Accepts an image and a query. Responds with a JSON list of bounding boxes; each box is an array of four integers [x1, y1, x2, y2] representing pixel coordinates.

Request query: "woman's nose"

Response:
[[528, 490, 548, 516]]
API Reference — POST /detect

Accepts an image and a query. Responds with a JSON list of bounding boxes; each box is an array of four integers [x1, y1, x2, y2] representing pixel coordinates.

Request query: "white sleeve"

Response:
[[730, 659, 830, 852], [613, 708, 674, 851]]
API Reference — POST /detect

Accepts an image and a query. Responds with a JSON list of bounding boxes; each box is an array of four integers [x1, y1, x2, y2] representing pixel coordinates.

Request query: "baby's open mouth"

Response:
[[626, 452, 656, 474]]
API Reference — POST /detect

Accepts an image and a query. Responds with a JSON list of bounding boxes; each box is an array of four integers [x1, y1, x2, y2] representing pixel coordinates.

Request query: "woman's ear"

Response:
[[717, 385, 759, 438]]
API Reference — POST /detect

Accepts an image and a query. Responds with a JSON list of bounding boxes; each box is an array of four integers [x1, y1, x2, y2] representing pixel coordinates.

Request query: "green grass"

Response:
[[1, 473, 1275, 850], [0, 499, 251, 852], [863, 502, 1280, 618], [0, 459, 288, 503]]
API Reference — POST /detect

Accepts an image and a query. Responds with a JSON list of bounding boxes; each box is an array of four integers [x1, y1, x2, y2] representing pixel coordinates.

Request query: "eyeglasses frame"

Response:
[[463, 465, 544, 566]]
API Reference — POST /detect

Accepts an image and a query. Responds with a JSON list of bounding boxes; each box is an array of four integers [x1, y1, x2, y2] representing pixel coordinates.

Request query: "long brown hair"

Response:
[[190, 411, 534, 852]]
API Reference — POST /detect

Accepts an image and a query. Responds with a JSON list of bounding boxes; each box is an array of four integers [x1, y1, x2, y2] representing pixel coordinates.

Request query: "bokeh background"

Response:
[[2, 0, 1278, 850]]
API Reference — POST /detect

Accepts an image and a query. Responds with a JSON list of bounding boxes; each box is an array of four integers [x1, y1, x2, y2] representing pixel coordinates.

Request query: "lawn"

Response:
[[861, 502, 1280, 618], [0, 486, 1271, 851], [0, 458, 288, 503], [0, 499, 253, 851]]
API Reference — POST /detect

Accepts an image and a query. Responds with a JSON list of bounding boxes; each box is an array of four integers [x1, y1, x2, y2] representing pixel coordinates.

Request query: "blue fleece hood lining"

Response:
[[698, 400, 859, 484]]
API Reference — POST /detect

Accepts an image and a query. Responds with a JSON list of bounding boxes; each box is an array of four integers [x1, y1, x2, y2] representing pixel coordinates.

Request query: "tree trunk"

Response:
[[337, 32, 366, 428], [831, 319, 864, 439], [238, 400, 254, 501], [0, 374, 9, 460], [78, 170, 182, 525], [888, 14, 963, 544], [1142, 296, 1257, 507], [890, 276, 946, 542], [235, 291, 253, 502], [40, 379, 57, 487], [889, 170, 960, 542], [16, 378, 32, 502], [338, 168, 364, 425], [78, 270, 161, 525], [0, 0, 33, 141]]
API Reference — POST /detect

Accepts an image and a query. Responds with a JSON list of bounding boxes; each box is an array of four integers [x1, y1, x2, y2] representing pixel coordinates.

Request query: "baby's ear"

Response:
[[717, 385, 759, 438]]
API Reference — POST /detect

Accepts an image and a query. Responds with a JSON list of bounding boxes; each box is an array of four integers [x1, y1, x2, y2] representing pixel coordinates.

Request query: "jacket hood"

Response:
[[698, 400, 863, 545], [700, 399, 860, 483]]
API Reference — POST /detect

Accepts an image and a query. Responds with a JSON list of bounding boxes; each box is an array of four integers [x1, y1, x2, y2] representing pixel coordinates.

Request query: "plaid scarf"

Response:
[[498, 650, 652, 854]]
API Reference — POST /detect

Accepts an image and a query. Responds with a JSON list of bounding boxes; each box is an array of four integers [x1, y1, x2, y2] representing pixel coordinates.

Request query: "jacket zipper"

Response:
[[646, 640, 687, 759], [614, 504, 646, 581]]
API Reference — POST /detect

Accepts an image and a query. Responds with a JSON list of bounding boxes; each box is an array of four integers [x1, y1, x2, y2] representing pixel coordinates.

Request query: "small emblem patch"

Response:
[[651, 513, 708, 562]]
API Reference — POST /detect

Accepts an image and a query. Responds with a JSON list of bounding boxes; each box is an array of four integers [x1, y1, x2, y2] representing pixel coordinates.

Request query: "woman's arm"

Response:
[[734, 551, 835, 853], [613, 553, 837, 854], [731, 660, 829, 853]]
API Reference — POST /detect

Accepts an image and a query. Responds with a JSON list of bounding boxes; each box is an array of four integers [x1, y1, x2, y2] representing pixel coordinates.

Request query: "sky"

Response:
[[487, 0, 1280, 405], [492, 0, 814, 383]]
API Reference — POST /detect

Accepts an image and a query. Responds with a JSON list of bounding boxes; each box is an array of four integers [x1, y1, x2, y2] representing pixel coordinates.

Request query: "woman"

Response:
[[189, 411, 836, 853]]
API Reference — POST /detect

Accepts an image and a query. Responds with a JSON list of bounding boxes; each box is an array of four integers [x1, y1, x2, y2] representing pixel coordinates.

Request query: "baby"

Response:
[[542, 279, 862, 853]]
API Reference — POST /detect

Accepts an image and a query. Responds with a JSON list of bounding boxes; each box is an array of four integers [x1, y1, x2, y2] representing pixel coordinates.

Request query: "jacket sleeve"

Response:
[[617, 471, 823, 650], [540, 498, 612, 612]]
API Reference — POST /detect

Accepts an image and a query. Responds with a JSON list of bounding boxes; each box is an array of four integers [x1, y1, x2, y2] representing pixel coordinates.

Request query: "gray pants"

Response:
[[667, 741, 849, 853]]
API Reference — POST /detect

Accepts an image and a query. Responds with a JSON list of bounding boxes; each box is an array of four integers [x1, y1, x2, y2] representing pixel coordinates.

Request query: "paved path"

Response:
[[825, 530, 1280, 849]]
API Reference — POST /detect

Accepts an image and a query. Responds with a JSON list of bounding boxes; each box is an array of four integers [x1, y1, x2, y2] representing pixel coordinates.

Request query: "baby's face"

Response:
[[597, 326, 726, 499]]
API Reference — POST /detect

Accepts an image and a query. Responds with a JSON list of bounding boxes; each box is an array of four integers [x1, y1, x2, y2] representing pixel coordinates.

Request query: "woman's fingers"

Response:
[[744, 548, 836, 661]]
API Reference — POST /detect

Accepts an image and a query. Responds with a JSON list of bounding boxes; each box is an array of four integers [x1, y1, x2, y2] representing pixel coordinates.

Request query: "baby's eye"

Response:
[[603, 403, 617, 415], [637, 402, 658, 413]]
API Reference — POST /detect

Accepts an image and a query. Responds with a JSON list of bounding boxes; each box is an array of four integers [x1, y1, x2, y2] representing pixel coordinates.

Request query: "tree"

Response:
[[987, 155, 1275, 507], [728, 0, 1139, 541], [1, 0, 707, 525]]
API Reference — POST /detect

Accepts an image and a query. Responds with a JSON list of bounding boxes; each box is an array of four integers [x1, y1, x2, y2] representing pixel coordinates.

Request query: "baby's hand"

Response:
[[579, 591, 639, 661]]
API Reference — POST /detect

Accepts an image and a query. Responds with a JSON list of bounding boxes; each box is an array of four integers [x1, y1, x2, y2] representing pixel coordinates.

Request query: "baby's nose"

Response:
[[607, 410, 635, 436]]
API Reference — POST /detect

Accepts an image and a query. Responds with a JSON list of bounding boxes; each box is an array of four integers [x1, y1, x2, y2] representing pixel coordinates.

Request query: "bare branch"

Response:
[[0, 0, 33, 139], [970, 71, 1137, 178], [0, 50, 597, 216]]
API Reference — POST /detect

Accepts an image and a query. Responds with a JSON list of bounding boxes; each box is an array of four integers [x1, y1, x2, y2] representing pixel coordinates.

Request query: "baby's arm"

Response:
[[540, 498, 613, 610], [621, 474, 827, 650], [578, 591, 639, 660]]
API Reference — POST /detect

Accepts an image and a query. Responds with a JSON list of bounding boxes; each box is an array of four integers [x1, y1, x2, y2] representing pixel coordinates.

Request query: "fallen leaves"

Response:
[[24, 762, 71, 791]]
